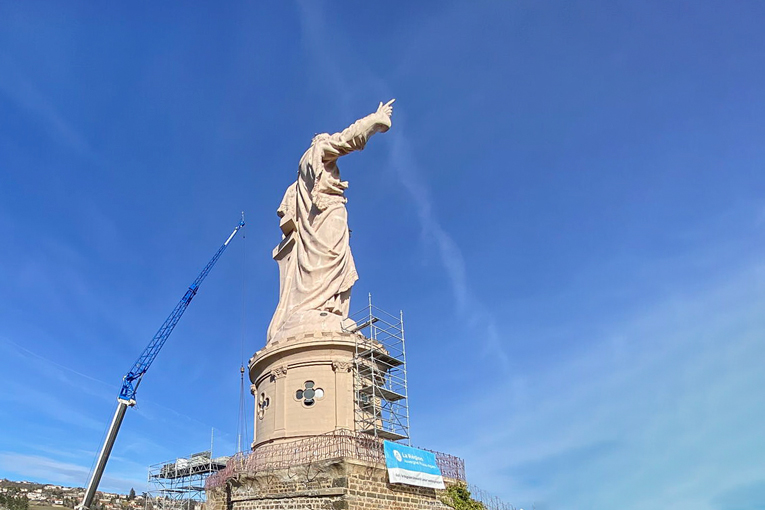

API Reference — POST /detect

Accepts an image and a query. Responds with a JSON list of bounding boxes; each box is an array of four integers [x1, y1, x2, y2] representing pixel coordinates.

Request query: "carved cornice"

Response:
[[250, 383, 257, 396]]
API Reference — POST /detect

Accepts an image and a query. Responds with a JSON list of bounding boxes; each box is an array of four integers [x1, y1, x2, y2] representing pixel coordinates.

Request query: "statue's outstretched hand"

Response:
[[375, 99, 395, 130]]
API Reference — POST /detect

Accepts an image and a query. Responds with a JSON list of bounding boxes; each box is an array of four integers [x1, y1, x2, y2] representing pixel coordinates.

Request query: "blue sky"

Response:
[[1, 2, 765, 509]]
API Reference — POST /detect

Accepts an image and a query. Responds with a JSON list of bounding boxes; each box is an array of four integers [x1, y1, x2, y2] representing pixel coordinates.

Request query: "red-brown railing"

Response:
[[205, 430, 465, 489]]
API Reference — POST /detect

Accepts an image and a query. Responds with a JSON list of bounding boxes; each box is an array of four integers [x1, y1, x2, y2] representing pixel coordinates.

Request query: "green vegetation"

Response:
[[29, 505, 64, 510], [0, 489, 29, 510], [441, 483, 485, 510]]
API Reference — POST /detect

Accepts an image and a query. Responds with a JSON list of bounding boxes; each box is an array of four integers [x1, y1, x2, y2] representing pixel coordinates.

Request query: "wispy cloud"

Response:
[[0, 453, 145, 492], [0, 336, 117, 422], [296, 0, 354, 119], [0, 55, 98, 162], [1, 338, 116, 393], [13, 444, 96, 462], [388, 130, 511, 371], [0, 335, 232, 459], [296, 1, 510, 373], [450, 259, 765, 509], [1, 381, 106, 432]]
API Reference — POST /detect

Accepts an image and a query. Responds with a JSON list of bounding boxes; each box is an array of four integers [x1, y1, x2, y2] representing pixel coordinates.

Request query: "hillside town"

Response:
[[0, 480, 145, 510]]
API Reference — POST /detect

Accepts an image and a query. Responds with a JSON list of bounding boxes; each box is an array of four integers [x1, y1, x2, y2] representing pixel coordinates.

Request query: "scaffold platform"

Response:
[[346, 295, 411, 444], [146, 451, 229, 510]]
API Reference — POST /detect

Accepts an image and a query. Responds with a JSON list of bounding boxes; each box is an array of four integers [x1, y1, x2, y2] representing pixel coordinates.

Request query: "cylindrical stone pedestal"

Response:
[[249, 330, 360, 448]]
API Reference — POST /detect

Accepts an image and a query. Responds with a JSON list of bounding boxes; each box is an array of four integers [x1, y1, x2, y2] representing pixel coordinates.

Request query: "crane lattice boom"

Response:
[[77, 216, 245, 510]]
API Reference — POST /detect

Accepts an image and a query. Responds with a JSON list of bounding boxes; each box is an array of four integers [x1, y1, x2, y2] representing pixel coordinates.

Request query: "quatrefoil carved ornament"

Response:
[[295, 381, 324, 407], [257, 393, 270, 419]]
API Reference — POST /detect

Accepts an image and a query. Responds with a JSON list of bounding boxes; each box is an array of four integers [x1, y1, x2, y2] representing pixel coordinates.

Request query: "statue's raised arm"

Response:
[[317, 99, 395, 162], [266, 101, 395, 344]]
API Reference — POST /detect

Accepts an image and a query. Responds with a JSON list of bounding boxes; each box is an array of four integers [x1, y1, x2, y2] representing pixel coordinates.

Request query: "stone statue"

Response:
[[267, 100, 395, 343]]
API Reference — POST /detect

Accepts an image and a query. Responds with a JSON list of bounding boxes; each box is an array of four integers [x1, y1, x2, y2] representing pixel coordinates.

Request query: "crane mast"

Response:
[[77, 217, 245, 510]]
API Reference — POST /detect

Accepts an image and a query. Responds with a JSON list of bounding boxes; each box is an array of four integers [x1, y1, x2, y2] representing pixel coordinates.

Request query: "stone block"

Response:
[[207, 458, 454, 510]]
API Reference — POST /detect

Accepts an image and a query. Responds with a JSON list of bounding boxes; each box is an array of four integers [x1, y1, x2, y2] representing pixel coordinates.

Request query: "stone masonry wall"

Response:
[[205, 458, 454, 510]]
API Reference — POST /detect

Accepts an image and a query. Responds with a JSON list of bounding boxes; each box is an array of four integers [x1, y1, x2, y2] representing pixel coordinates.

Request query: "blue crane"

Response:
[[77, 216, 245, 510]]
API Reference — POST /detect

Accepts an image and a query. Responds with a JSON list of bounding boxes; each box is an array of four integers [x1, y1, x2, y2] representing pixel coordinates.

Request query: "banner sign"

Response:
[[384, 441, 445, 489]]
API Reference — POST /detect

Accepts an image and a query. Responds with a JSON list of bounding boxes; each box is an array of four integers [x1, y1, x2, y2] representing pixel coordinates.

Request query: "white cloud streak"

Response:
[[0, 56, 97, 162], [296, 1, 353, 119], [0, 336, 230, 453], [388, 130, 511, 372], [2, 338, 116, 393], [0, 453, 146, 493], [451, 260, 765, 510], [296, 0, 511, 373]]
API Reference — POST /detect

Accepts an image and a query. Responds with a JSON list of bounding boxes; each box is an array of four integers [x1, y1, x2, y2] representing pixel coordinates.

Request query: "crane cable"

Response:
[[236, 213, 249, 453]]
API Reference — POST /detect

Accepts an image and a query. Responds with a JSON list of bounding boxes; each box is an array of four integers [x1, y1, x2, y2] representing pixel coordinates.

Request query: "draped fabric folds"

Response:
[[267, 110, 390, 343]]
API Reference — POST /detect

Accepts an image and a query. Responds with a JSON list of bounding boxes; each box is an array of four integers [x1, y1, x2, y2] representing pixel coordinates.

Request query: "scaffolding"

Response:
[[146, 451, 228, 510], [346, 295, 410, 444]]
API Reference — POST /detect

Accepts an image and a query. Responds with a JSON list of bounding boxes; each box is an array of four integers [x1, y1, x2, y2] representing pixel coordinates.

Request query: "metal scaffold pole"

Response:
[[348, 295, 410, 443]]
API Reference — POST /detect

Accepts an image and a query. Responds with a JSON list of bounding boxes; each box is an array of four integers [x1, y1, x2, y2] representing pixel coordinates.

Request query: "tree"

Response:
[[441, 483, 485, 510], [0, 489, 30, 510], [128, 489, 135, 501]]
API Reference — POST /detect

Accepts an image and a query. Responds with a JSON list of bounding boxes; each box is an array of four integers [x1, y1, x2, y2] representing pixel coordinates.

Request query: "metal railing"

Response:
[[468, 484, 518, 510], [205, 430, 465, 489]]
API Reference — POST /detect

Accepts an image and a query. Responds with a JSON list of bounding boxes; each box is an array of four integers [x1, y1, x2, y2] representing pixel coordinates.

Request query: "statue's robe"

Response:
[[267, 111, 390, 343]]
